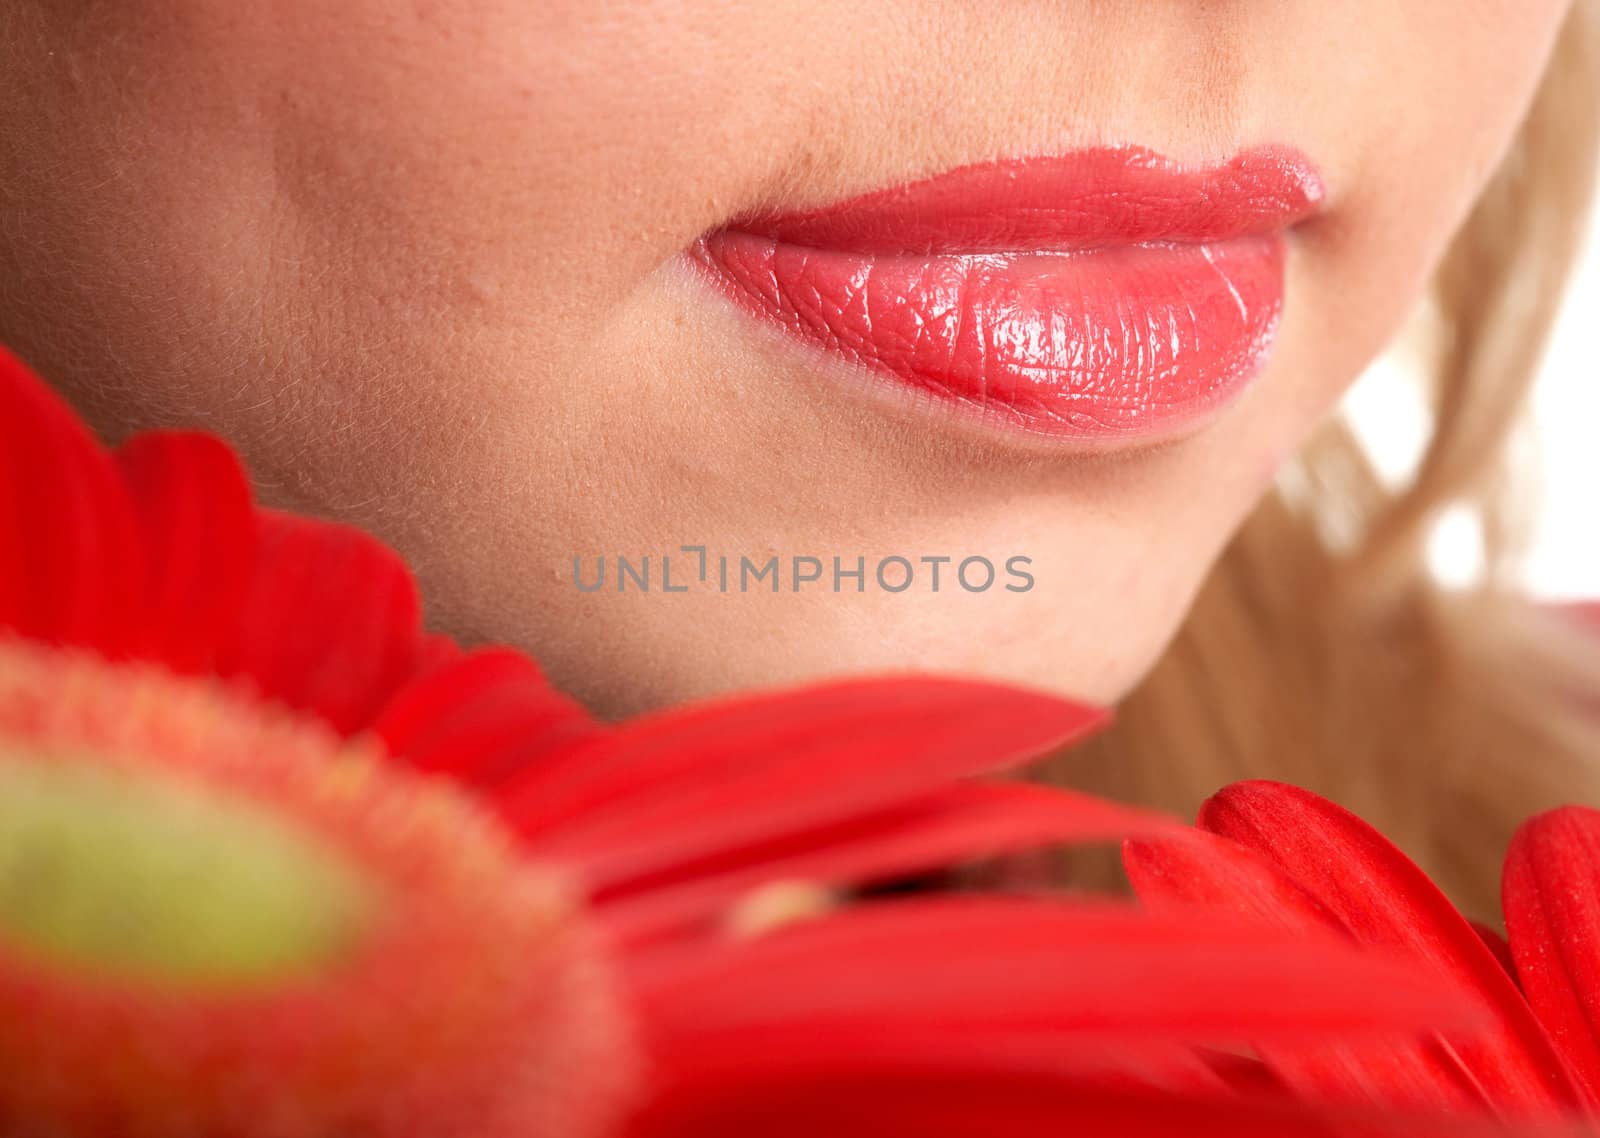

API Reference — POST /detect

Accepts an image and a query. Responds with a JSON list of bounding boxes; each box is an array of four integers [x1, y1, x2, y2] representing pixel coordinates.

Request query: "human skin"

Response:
[[0, 2, 1572, 716]]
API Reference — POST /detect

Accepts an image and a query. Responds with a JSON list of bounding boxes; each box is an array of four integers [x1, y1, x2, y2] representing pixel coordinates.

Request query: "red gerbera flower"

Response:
[[1126, 779, 1600, 1132], [0, 346, 1500, 1137]]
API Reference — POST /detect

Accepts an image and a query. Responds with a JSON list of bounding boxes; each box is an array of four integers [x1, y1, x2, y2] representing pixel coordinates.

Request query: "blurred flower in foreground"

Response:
[[1127, 781, 1600, 1131], [0, 347, 1531, 1137]]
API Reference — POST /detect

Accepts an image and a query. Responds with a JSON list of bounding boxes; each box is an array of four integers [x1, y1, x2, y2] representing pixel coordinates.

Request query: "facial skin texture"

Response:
[[0, 2, 1573, 716]]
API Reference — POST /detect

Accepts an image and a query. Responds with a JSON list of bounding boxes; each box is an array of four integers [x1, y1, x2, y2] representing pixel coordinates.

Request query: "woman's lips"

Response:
[[690, 146, 1325, 442]]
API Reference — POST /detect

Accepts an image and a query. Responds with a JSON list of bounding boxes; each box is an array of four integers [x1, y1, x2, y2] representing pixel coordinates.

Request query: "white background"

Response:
[[1344, 201, 1599, 599], [1527, 210, 1600, 598]]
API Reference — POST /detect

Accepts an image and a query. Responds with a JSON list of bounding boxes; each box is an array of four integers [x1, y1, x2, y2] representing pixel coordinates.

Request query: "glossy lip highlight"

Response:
[[689, 146, 1326, 444]]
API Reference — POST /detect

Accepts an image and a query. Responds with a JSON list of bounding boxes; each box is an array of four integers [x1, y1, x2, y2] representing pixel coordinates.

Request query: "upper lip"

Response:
[[718, 145, 1326, 255]]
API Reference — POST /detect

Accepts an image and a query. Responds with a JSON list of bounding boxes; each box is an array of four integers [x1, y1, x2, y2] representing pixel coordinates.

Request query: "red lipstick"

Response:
[[690, 146, 1325, 442]]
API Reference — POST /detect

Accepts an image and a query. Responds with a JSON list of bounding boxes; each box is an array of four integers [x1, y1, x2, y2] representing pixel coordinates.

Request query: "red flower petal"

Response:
[[374, 646, 605, 784], [625, 1067, 1535, 1138], [1126, 828, 1493, 1114], [1474, 921, 1520, 985], [116, 431, 256, 675], [497, 675, 1107, 847], [1200, 781, 1585, 1116], [637, 899, 1489, 1051], [633, 899, 1497, 1138], [597, 783, 1182, 949], [0, 347, 145, 656], [212, 511, 425, 734], [413, 631, 466, 675], [1504, 806, 1600, 1105], [1125, 827, 1340, 925]]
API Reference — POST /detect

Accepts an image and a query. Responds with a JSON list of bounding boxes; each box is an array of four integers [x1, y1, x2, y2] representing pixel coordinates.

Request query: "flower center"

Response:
[[0, 748, 373, 987]]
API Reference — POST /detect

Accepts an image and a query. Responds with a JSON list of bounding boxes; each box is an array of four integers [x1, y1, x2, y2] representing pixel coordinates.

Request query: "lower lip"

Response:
[[694, 231, 1284, 439], [689, 148, 1319, 443]]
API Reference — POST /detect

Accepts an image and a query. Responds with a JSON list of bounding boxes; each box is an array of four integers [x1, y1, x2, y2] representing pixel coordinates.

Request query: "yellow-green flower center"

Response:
[[0, 750, 373, 987]]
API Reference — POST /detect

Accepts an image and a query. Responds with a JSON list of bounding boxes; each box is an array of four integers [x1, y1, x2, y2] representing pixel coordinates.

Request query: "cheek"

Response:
[[1248, 0, 1572, 435], [1320, 0, 1568, 284]]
